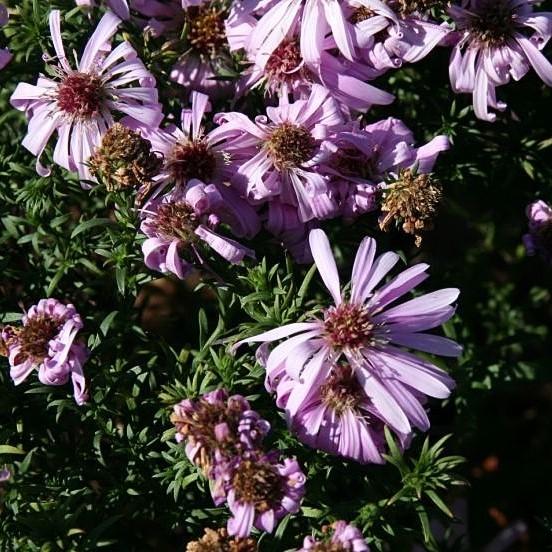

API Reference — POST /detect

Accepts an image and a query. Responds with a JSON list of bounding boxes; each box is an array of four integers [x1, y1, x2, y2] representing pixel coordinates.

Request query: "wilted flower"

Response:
[[448, 0, 552, 121], [328, 117, 449, 225], [140, 181, 256, 279], [0, 3, 12, 70], [170, 389, 270, 476], [299, 520, 370, 551], [523, 199, 552, 263], [10, 10, 162, 181], [379, 169, 443, 246], [186, 527, 258, 552], [236, 229, 460, 439], [1, 299, 89, 405], [351, 0, 451, 77], [88, 123, 162, 192], [223, 451, 306, 537]]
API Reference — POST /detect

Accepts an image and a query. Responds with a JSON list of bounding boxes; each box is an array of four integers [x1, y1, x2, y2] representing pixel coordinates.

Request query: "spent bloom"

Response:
[[299, 520, 370, 551], [448, 0, 552, 121], [170, 389, 270, 476], [10, 10, 162, 181], [88, 123, 162, 192], [328, 117, 449, 233], [0, 3, 12, 70], [1, 299, 89, 405], [237, 229, 460, 443], [140, 181, 257, 280], [186, 527, 258, 552], [523, 199, 552, 263], [223, 451, 306, 538], [216, 85, 344, 223], [351, 0, 451, 78]]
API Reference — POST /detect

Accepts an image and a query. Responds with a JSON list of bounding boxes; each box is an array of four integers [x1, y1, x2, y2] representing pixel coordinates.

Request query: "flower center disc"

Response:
[[265, 122, 315, 170], [323, 303, 375, 349], [153, 202, 199, 244], [167, 139, 216, 184], [468, 0, 515, 45], [320, 364, 365, 415], [186, 5, 227, 56], [232, 460, 283, 512], [57, 72, 104, 119], [265, 39, 303, 83], [19, 315, 61, 361]]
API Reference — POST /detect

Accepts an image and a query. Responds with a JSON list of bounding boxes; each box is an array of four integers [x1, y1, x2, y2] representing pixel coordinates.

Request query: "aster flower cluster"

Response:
[[1, 299, 89, 405], [238, 229, 460, 464], [2, 0, 551, 548], [171, 389, 306, 538]]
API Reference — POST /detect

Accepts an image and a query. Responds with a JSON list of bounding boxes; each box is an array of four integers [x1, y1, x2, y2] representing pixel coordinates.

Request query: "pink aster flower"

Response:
[[10, 10, 162, 181], [299, 520, 370, 551], [214, 84, 344, 223], [166, 0, 236, 98], [140, 180, 256, 279], [228, 9, 395, 112], [1, 299, 89, 405], [273, 362, 410, 463], [124, 91, 258, 206], [170, 389, 271, 478], [350, 0, 451, 78], [236, 229, 460, 439], [0, 3, 11, 70], [448, 0, 552, 121], [223, 451, 306, 538], [523, 199, 552, 263]]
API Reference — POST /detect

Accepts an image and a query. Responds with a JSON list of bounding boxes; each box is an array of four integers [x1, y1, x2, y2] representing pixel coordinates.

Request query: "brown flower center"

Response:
[[153, 202, 199, 244], [467, 0, 515, 46], [265, 39, 305, 84], [18, 315, 61, 362], [320, 364, 365, 415], [57, 72, 104, 119], [231, 460, 283, 512], [265, 122, 315, 170], [323, 303, 375, 350], [186, 5, 227, 56], [166, 139, 217, 184]]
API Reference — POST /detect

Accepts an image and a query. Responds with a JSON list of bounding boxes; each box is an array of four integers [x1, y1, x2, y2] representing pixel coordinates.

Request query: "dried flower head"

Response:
[[170, 389, 270, 475], [379, 170, 443, 246], [89, 124, 162, 192], [186, 527, 257, 552]]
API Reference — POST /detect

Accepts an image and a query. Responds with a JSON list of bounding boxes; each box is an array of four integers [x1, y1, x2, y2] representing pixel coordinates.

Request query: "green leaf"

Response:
[[0, 445, 25, 455], [70, 217, 113, 238]]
